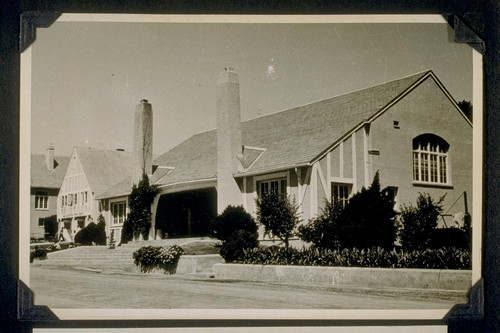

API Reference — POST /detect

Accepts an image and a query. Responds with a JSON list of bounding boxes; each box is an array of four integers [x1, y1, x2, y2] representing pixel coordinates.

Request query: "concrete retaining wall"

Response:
[[213, 264, 472, 291], [176, 255, 224, 274]]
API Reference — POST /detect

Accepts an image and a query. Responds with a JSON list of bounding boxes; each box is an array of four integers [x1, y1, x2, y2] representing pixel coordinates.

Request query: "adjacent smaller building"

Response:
[[30, 145, 69, 241], [56, 147, 133, 241]]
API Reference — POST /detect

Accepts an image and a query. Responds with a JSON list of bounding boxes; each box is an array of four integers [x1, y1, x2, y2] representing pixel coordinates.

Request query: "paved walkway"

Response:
[[30, 265, 467, 309]]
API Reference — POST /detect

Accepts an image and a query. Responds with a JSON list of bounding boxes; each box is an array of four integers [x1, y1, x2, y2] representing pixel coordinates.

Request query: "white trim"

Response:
[[158, 177, 217, 194], [300, 167, 312, 207], [363, 124, 370, 187], [295, 168, 303, 215], [235, 163, 309, 178], [310, 164, 318, 217], [331, 176, 355, 184], [254, 171, 289, 182], [242, 145, 266, 151], [352, 132, 357, 192], [339, 143, 344, 178], [315, 162, 328, 197], [243, 176, 247, 209], [326, 152, 332, 198]]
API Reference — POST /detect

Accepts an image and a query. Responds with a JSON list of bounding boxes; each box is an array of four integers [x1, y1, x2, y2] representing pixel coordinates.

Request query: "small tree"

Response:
[[43, 215, 58, 242], [399, 193, 444, 250], [121, 173, 159, 243], [336, 172, 398, 249], [298, 198, 344, 250], [457, 100, 473, 122], [212, 205, 259, 262], [256, 192, 301, 250]]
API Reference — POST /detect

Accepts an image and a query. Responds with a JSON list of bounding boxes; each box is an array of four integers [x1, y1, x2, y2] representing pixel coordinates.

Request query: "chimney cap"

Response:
[[47, 143, 54, 150], [140, 99, 149, 103]]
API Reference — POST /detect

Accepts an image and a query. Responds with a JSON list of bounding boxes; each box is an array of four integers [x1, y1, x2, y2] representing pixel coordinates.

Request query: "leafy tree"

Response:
[[43, 215, 58, 241], [256, 192, 301, 250], [399, 193, 444, 250], [212, 205, 259, 262], [121, 173, 159, 243], [298, 198, 344, 250], [457, 100, 473, 122], [336, 172, 397, 249]]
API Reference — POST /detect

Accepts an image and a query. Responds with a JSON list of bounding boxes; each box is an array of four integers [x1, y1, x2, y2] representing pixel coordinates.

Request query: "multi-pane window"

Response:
[[331, 183, 351, 207], [111, 202, 127, 225], [258, 178, 287, 197], [413, 134, 449, 185], [82, 191, 88, 205], [35, 191, 49, 210]]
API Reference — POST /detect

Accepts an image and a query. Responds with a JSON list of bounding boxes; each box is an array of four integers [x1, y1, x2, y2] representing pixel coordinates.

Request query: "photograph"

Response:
[[21, 14, 480, 320]]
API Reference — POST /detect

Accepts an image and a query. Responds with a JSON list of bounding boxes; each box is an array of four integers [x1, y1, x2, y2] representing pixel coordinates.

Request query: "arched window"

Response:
[[412, 134, 450, 185]]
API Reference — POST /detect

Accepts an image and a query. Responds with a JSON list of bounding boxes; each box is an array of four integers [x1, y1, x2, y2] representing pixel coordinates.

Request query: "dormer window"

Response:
[[412, 134, 450, 185]]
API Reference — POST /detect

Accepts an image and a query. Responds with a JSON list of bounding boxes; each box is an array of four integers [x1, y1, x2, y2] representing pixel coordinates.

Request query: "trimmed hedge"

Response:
[[236, 246, 471, 270], [133, 245, 185, 274]]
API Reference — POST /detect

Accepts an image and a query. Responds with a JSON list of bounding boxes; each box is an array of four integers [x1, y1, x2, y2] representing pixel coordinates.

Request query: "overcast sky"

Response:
[[30, 18, 473, 157]]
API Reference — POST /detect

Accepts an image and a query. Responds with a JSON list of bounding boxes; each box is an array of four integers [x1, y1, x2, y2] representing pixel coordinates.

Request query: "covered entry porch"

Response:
[[151, 179, 217, 240]]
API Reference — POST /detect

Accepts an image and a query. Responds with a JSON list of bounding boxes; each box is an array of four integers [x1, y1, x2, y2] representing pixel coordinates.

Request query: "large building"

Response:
[[30, 145, 69, 241], [94, 69, 472, 242]]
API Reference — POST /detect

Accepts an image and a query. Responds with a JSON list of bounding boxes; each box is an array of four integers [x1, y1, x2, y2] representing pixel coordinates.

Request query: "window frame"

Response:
[[331, 182, 352, 207], [34, 190, 49, 210], [412, 134, 451, 187], [111, 201, 127, 226]]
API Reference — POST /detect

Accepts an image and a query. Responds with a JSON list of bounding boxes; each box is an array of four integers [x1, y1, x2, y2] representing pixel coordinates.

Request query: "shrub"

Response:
[[220, 230, 259, 262], [237, 246, 471, 270], [212, 205, 259, 262], [298, 199, 343, 250], [399, 193, 444, 250], [212, 205, 258, 241], [336, 172, 398, 249], [256, 192, 301, 250], [74, 220, 106, 246], [31, 248, 47, 261], [133, 245, 185, 274]]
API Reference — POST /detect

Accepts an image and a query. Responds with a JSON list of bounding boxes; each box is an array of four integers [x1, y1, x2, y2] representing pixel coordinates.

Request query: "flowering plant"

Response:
[[133, 245, 185, 274]]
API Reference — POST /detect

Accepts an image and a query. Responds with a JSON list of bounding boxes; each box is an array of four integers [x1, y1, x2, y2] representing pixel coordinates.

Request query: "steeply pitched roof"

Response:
[[154, 70, 432, 186], [74, 147, 134, 198], [31, 154, 70, 188]]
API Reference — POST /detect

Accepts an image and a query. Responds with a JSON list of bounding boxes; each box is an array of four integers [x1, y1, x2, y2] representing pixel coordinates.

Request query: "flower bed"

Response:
[[236, 246, 471, 270]]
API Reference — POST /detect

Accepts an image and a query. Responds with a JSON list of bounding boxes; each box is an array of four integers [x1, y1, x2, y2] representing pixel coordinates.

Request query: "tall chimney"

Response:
[[216, 68, 243, 213], [45, 143, 55, 171], [132, 99, 153, 185]]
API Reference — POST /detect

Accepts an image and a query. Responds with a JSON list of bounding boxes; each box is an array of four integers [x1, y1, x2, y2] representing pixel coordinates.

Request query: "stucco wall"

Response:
[[312, 76, 472, 222], [370, 78, 472, 216], [30, 187, 59, 239]]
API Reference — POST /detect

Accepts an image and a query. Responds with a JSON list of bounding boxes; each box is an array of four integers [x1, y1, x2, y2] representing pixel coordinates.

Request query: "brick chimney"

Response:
[[216, 68, 243, 213], [132, 99, 153, 185], [45, 143, 55, 170]]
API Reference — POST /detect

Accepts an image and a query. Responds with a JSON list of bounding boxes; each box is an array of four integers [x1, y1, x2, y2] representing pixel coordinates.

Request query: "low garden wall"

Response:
[[213, 264, 472, 291], [176, 254, 224, 274]]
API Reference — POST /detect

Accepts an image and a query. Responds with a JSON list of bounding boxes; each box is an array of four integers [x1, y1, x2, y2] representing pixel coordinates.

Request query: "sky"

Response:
[[29, 17, 473, 157]]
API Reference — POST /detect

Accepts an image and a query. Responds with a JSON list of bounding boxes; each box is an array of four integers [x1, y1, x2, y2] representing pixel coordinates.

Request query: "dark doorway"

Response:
[[155, 188, 217, 238]]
